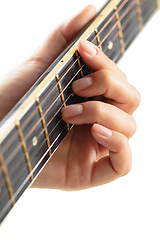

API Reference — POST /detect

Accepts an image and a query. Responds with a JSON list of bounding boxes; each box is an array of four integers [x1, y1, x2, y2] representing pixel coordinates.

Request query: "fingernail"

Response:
[[80, 40, 97, 56], [72, 77, 92, 91], [62, 104, 83, 118], [94, 124, 112, 137]]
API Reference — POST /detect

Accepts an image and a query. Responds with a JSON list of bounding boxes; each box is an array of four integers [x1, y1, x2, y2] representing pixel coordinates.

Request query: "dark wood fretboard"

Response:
[[0, 0, 159, 223]]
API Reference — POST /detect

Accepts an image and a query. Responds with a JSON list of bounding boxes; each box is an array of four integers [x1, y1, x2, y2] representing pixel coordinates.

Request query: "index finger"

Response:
[[77, 39, 125, 77]]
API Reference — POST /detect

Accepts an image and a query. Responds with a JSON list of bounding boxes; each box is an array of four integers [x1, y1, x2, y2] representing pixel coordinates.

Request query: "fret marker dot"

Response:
[[108, 41, 113, 50], [32, 137, 38, 146]]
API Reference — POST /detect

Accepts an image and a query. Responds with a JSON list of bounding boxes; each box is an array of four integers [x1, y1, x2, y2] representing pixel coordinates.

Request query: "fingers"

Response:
[[22, 7, 96, 89], [72, 69, 141, 115], [61, 101, 136, 139], [62, 39, 139, 138], [0, 6, 96, 120], [77, 40, 124, 75], [76, 40, 141, 114], [90, 124, 132, 187]]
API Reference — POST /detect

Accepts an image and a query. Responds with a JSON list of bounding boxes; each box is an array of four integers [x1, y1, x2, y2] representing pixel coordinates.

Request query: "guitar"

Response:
[[0, 0, 159, 224]]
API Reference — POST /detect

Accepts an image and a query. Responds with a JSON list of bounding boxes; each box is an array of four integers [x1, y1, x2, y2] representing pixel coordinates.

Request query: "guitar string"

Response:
[[0, 0, 138, 172], [0, 94, 73, 205], [22, 0, 147, 143], [0, 0, 144, 195], [0, 0, 135, 155], [0, 124, 68, 221], [0, 0, 154, 221], [0, 0, 149, 204], [0, 0, 145, 195], [0, 0, 149, 201], [11, 0, 139, 155], [1, 0, 149, 156], [0, 0, 152, 213], [3, 0, 148, 163], [2, 0, 148, 160]]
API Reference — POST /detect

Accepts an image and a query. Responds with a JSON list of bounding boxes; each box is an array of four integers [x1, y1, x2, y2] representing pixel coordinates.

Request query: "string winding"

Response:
[[0, 0, 147, 206]]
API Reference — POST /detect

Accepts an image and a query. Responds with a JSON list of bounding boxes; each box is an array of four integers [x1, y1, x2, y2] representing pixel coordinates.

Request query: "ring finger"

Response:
[[61, 100, 136, 139]]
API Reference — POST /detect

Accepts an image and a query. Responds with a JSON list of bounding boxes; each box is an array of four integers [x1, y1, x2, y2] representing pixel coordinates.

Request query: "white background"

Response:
[[0, 0, 160, 239]]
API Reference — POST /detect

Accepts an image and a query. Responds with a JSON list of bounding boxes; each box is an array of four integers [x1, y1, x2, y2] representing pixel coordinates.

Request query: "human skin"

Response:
[[0, 5, 140, 190]]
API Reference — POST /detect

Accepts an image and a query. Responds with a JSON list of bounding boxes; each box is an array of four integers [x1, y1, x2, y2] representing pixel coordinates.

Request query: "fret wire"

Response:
[[1, 0, 144, 174], [0, 9, 131, 189], [20, 0, 135, 134], [101, 0, 137, 47], [56, 74, 70, 132], [26, 62, 85, 141], [0, 0, 156, 209], [0, 93, 74, 192], [1, 0, 136, 156], [95, 0, 130, 43], [0, 62, 85, 176], [14, 125, 68, 204], [0, 7, 135, 190], [1, 0, 132, 155], [36, 97, 52, 156], [0, 0, 144, 176], [0, 152, 15, 207], [16, 121, 34, 181], [0, 0, 149, 188], [75, 50, 89, 101], [56, 74, 66, 105], [1, 58, 81, 168], [75, 50, 84, 77], [112, 5, 137, 44], [98, 0, 136, 47], [103, 19, 140, 62], [114, 6, 125, 55], [31, 93, 74, 156], [135, 0, 143, 31], [1, 58, 80, 156], [1, 124, 68, 216], [94, 29, 102, 50]]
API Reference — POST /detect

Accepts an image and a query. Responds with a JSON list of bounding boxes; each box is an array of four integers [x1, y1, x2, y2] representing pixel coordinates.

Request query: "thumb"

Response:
[[27, 5, 96, 73], [0, 5, 96, 120]]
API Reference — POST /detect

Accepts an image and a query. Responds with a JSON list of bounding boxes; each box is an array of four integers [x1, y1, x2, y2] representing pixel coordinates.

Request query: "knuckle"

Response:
[[124, 115, 137, 139], [122, 72, 128, 82], [98, 69, 111, 83], [122, 160, 132, 176], [99, 69, 112, 93], [119, 135, 132, 176], [129, 88, 141, 113], [118, 134, 129, 151], [94, 101, 103, 115], [134, 89, 141, 108], [126, 116, 137, 139]]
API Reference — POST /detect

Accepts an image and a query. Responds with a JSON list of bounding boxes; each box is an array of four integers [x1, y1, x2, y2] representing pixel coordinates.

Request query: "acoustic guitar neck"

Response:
[[0, 0, 159, 224]]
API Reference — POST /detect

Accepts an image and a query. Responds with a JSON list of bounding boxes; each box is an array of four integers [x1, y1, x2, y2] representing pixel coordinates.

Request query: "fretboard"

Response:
[[0, 0, 159, 223]]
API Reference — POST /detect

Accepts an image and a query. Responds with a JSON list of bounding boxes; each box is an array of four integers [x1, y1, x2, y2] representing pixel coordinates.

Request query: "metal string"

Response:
[[1, 0, 138, 154], [0, 0, 137, 171], [0, 0, 147, 206], [0, 0, 143, 189]]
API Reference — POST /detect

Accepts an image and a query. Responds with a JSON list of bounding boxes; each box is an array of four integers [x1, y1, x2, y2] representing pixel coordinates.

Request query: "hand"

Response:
[[0, 6, 140, 190], [0, 5, 96, 120], [32, 39, 140, 190]]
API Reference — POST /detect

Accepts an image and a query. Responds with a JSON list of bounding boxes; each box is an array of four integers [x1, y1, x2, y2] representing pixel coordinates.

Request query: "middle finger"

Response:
[[72, 69, 141, 115]]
